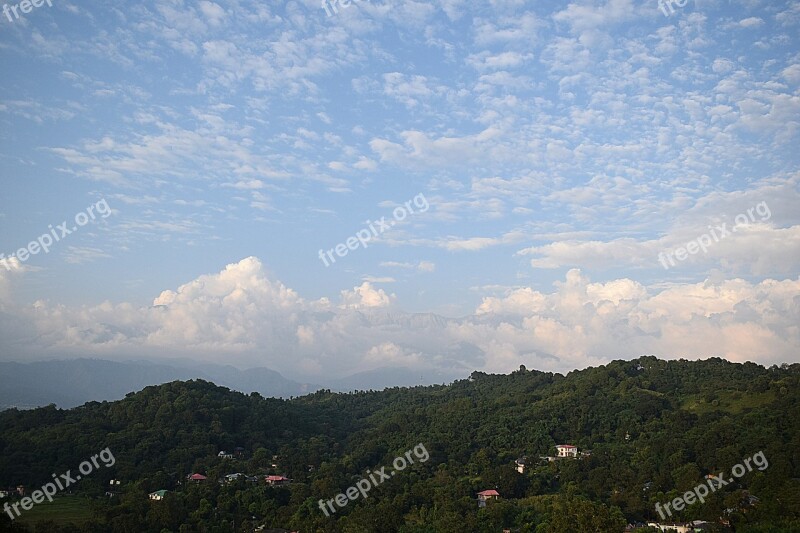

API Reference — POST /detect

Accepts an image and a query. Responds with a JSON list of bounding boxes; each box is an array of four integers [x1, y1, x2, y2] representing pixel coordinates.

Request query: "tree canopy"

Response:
[[0, 356, 797, 532]]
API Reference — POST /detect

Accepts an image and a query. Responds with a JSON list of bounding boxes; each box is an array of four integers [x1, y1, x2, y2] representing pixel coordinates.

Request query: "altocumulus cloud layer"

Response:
[[1, 257, 797, 379], [1, 0, 799, 379]]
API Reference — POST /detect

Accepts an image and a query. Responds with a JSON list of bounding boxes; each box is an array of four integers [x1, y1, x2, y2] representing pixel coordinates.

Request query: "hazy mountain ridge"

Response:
[[0, 358, 463, 409], [0, 359, 315, 409]]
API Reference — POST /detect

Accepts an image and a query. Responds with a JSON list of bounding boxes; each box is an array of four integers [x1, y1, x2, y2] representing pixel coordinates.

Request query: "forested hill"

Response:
[[0, 356, 798, 532]]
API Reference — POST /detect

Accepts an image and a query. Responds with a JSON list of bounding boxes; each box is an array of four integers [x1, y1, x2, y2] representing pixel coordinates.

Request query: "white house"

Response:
[[515, 457, 527, 474], [556, 444, 578, 458]]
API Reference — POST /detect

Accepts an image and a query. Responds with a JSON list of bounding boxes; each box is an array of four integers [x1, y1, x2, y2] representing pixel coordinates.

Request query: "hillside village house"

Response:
[[477, 489, 500, 508], [224, 473, 259, 484], [515, 457, 527, 474], [218, 451, 234, 459], [149, 490, 168, 501], [105, 479, 122, 498], [556, 444, 578, 458], [188, 473, 207, 482], [266, 475, 291, 486]]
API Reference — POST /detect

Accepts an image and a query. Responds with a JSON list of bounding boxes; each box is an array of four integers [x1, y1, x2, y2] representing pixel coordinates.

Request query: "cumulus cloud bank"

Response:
[[0, 257, 797, 379]]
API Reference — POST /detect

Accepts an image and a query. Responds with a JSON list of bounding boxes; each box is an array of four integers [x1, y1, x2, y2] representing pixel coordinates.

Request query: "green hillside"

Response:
[[0, 356, 798, 532]]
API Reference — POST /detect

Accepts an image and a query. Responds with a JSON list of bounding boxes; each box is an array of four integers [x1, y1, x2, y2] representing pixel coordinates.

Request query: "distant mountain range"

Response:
[[0, 359, 463, 409]]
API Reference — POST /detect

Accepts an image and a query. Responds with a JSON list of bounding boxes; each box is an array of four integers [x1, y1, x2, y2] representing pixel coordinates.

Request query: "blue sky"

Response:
[[1, 0, 798, 381]]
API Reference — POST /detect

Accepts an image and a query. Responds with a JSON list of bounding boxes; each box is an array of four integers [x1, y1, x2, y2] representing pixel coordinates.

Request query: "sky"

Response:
[[0, 0, 798, 383]]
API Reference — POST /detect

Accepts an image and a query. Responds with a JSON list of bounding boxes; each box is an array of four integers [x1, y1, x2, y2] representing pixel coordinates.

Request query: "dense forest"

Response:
[[0, 356, 798, 532]]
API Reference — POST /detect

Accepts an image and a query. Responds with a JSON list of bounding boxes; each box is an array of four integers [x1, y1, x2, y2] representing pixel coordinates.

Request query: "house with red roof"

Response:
[[188, 473, 207, 482], [266, 475, 290, 486], [477, 489, 500, 508]]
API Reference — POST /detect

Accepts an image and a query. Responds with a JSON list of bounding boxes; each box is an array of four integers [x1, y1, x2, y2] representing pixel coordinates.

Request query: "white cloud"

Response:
[[63, 246, 112, 265], [0, 257, 25, 309], [468, 51, 533, 71], [517, 180, 800, 276], [553, 0, 636, 32], [362, 276, 396, 283], [382, 73, 443, 108], [782, 64, 800, 85], [2, 0, 799, 383], [370, 127, 504, 167], [353, 157, 378, 171], [469, 269, 800, 372], [738, 17, 764, 28], [339, 281, 395, 309], [417, 260, 436, 272], [198, 1, 226, 27], [380, 260, 436, 272], [0, 258, 796, 379], [364, 342, 421, 366], [473, 13, 540, 46]]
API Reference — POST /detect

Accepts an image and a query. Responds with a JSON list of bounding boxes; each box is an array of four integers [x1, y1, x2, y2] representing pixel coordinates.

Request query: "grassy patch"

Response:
[[682, 389, 776, 415], [14, 495, 94, 526]]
